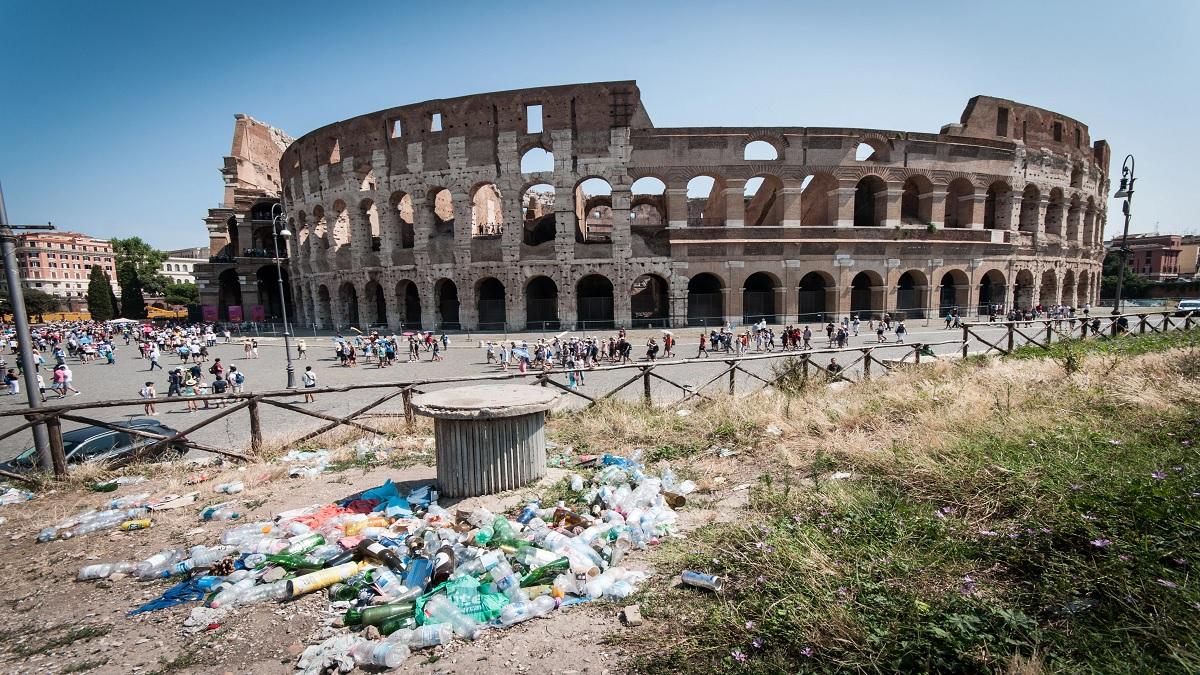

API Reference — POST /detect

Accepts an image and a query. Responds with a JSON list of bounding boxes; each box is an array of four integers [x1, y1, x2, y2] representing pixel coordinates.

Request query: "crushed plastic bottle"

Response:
[[215, 481, 244, 494], [351, 640, 409, 668], [422, 594, 480, 640], [77, 561, 137, 580]]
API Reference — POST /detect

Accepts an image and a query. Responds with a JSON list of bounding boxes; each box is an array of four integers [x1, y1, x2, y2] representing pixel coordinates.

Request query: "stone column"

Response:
[[507, 280, 525, 333], [559, 273, 577, 329], [833, 185, 856, 228], [610, 186, 632, 259], [553, 183, 575, 263], [376, 199, 399, 262], [882, 186, 904, 228], [1008, 194, 1024, 232], [669, 271, 688, 329], [1034, 198, 1049, 242], [382, 280, 401, 331], [665, 187, 688, 228], [727, 263, 745, 325], [780, 184, 803, 227], [724, 180, 746, 228], [501, 180, 523, 264], [351, 206, 373, 266], [928, 188, 947, 229], [453, 191, 472, 269], [966, 194, 987, 229]]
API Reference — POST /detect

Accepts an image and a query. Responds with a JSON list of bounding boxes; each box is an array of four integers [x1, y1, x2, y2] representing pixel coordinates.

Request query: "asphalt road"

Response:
[[0, 316, 1175, 463]]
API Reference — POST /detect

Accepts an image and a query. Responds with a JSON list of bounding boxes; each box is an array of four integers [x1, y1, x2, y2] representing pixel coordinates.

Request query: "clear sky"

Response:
[[1, 0, 1196, 249]]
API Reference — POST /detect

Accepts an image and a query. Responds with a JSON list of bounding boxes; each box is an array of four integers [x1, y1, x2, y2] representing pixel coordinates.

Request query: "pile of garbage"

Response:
[[72, 449, 691, 672]]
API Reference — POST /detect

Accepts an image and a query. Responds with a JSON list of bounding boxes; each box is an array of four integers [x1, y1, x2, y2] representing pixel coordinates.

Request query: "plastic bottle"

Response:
[[220, 522, 275, 545], [521, 557, 570, 587], [106, 493, 151, 509], [386, 623, 454, 648], [570, 474, 585, 492], [236, 579, 289, 606], [351, 640, 410, 669], [215, 481, 244, 494], [403, 558, 433, 596], [480, 551, 528, 603], [285, 532, 325, 555], [119, 518, 152, 531], [188, 545, 236, 567], [422, 594, 480, 640], [238, 535, 289, 555], [287, 561, 364, 598], [201, 504, 241, 521], [473, 523, 494, 546], [498, 595, 557, 626], [135, 549, 186, 579], [492, 515, 518, 545], [209, 577, 257, 608], [676, 479, 696, 495], [77, 561, 137, 580]]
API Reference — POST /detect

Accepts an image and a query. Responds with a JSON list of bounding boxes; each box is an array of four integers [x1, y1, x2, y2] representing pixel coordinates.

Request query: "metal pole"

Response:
[[0, 182, 52, 470], [1111, 155, 1135, 315], [271, 205, 296, 388]]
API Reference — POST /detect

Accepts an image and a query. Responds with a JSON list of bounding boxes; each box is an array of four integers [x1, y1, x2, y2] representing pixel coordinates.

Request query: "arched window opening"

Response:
[[896, 271, 928, 318], [631, 274, 669, 328], [744, 175, 783, 227], [521, 183, 557, 246], [853, 176, 887, 227], [900, 176, 933, 225], [520, 147, 554, 174], [525, 276, 559, 329], [630, 176, 667, 227], [476, 278, 506, 330], [943, 178, 975, 229], [338, 282, 359, 328], [1018, 184, 1040, 233], [429, 188, 455, 239], [576, 275, 614, 329], [850, 271, 883, 320], [471, 184, 504, 238], [435, 279, 460, 330], [976, 270, 1005, 316], [575, 178, 613, 242], [800, 173, 838, 226], [743, 140, 779, 161], [686, 175, 725, 226], [797, 271, 833, 323], [391, 193, 415, 249], [742, 272, 778, 324]]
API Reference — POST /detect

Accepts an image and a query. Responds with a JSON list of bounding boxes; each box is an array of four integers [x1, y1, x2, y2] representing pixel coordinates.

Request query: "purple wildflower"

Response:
[[745, 620, 755, 630], [801, 646, 814, 657], [1090, 539, 1112, 548], [832, 527, 842, 535], [1108, 439, 1122, 445], [1151, 471, 1167, 480], [756, 574, 766, 583], [731, 649, 746, 663], [979, 529, 998, 537], [961, 576, 977, 595], [1156, 578, 1179, 589], [752, 638, 764, 649], [1118, 554, 1131, 562]]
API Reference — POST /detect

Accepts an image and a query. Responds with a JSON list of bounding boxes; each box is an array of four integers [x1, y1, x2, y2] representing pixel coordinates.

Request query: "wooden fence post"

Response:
[[43, 414, 68, 479], [1045, 320, 1053, 347], [962, 325, 970, 359], [727, 361, 736, 396], [642, 367, 652, 406], [402, 387, 415, 432], [863, 348, 872, 379], [914, 344, 921, 365], [1006, 323, 1014, 353], [248, 399, 263, 453], [1139, 314, 1147, 334]]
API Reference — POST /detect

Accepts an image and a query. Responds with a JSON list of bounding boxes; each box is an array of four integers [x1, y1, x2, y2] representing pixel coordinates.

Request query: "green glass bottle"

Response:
[[263, 553, 324, 570], [328, 583, 360, 601], [492, 515, 517, 546], [284, 532, 325, 555], [378, 614, 418, 636], [520, 556, 570, 587], [344, 601, 417, 627]]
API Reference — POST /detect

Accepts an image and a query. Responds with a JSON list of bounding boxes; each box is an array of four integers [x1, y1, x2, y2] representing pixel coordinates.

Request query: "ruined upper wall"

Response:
[[224, 114, 293, 203], [954, 95, 1107, 166], [280, 81, 646, 186]]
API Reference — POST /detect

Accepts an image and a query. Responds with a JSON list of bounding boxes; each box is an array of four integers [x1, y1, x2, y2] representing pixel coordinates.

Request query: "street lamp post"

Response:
[[1110, 155, 1136, 315], [270, 204, 296, 388]]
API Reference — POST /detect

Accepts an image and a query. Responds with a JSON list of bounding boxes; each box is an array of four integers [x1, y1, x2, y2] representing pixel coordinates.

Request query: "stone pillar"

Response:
[[928, 188, 947, 229], [501, 180, 523, 264], [452, 191, 472, 269], [1034, 198, 1049, 241], [1008, 194, 1024, 232], [611, 186, 632, 259], [966, 194, 987, 229], [559, 274, 577, 329], [666, 187, 688, 228], [669, 272, 688, 329], [351, 206, 373, 265], [724, 180, 746, 228], [377, 199, 399, 261], [726, 263, 745, 325], [883, 186, 904, 228], [382, 280, 401, 331], [507, 280, 524, 332], [553, 183, 575, 262], [780, 185, 803, 227], [833, 186, 856, 228], [835, 266, 854, 316]]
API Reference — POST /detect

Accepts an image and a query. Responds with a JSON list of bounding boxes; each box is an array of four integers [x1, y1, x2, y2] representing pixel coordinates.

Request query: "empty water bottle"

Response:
[[422, 594, 480, 639], [498, 595, 556, 627], [77, 561, 136, 580], [215, 481, 244, 494], [386, 623, 453, 649], [351, 640, 409, 668]]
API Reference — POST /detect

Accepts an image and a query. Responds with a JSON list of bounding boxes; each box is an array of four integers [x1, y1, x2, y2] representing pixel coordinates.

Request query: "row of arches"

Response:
[[303, 273, 673, 331], [292, 265, 1096, 331]]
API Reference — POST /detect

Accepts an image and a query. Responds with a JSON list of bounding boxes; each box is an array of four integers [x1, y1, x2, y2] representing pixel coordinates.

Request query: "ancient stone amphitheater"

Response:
[[270, 80, 1108, 331]]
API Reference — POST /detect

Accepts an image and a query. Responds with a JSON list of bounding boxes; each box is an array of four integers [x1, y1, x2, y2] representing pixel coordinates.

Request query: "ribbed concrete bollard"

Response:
[[410, 384, 560, 498]]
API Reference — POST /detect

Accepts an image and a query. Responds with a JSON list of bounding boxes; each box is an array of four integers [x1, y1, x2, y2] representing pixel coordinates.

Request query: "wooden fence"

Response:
[[961, 310, 1194, 358], [0, 339, 958, 481]]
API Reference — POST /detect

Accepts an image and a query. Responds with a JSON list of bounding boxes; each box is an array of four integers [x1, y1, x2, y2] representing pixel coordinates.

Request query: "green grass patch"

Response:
[[62, 658, 109, 673], [631, 390, 1200, 672], [9, 624, 112, 657], [1009, 326, 1199, 362]]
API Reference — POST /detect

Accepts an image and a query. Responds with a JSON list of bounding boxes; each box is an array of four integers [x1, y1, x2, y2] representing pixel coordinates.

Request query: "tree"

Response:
[[0, 288, 61, 322], [85, 266, 115, 321], [111, 238, 168, 313], [164, 282, 199, 307], [1100, 249, 1148, 299]]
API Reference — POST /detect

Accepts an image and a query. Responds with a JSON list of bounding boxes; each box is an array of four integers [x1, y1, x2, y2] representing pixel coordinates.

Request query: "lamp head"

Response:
[[279, 228, 292, 239]]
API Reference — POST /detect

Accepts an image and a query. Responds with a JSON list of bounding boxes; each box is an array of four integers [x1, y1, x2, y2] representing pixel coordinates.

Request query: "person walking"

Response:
[[697, 332, 709, 358], [61, 364, 80, 396], [250, 338, 259, 359], [229, 366, 245, 393], [140, 381, 157, 415], [297, 338, 308, 359], [302, 366, 317, 403], [148, 345, 162, 370], [895, 320, 908, 343], [167, 368, 183, 397]]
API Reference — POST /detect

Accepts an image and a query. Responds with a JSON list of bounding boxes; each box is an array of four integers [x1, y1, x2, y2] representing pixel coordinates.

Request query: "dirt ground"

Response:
[[0, 432, 760, 675]]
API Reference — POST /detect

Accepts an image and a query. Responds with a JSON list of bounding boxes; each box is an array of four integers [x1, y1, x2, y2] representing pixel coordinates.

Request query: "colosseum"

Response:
[[196, 80, 1109, 332]]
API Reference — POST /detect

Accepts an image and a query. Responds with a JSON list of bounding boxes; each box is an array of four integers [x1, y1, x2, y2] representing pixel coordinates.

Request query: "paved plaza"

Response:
[[0, 318, 1163, 462]]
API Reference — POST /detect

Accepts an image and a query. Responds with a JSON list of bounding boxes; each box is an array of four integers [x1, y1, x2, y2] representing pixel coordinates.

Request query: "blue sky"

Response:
[[1, 0, 1196, 249]]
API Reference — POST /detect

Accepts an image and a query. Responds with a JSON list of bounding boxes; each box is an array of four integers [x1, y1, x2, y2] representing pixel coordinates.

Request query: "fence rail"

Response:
[[8, 310, 1193, 481]]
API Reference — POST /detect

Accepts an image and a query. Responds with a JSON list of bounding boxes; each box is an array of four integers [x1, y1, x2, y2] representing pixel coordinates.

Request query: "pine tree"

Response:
[[86, 266, 114, 321], [118, 261, 147, 319]]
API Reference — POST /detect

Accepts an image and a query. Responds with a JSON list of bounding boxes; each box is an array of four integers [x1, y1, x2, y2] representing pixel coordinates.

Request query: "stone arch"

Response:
[[331, 200, 351, 267], [338, 281, 360, 328], [943, 178, 975, 229], [977, 269, 1006, 315], [1066, 194, 1082, 242], [521, 183, 557, 246], [255, 264, 293, 321], [520, 146, 554, 174], [358, 198, 381, 255], [1019, 184, 1040, 233], [743, 140, 779, 161], [687, 273, 724, 326], [850, 270, 884, 319], [744, 174, 784, 226], [576, 274, 614, 329], [630, 177, 667, 225], [742, 271, 779, 324], [1077, 270, 1091, 306], [1045, 188, 1065, 236], [1039, 270, 1059, 307], [217, 268, 241, 321], [901, 175, 934, 225], [395, 279, 421, 330], [1014, 270, 1035, 310], [434, 278, 461, 330], [854, 175, 888, 227], [390, 191, 415, 249], [316, 284, 332, 329], [225, 216, 239, 257], [475, 277, 506, 330], [686, 174, 726, 226], [984, 181, 1012, 230], [631, 273, 669, 328], [525, 276, 560, 329], [1083, 197, 1097, 246], [800, 172, 839, 226], [575, 177, 613, 241], [797, 270, 835, 322], [939, 269, 971, 315], [896, 270, 929, 318], [1061, 269, 1077, 307], [428, 187, 455, 238], [362, 279, 385, 327], [471, 183, 504, 238], [854, 136, 892, 162], [310, 205, 328, 267]]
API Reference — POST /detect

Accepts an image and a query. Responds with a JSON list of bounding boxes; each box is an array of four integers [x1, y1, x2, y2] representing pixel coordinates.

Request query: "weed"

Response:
[[61, 658, 109, 673], [242, 498, 267, 510], [10, 624, 112, 657], [149, 649, 199, 675]]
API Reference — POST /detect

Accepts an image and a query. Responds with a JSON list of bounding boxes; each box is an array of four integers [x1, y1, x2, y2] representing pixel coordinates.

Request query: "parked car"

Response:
[[1, 418, 184, 473], [1176, 299, 1200, 317]]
